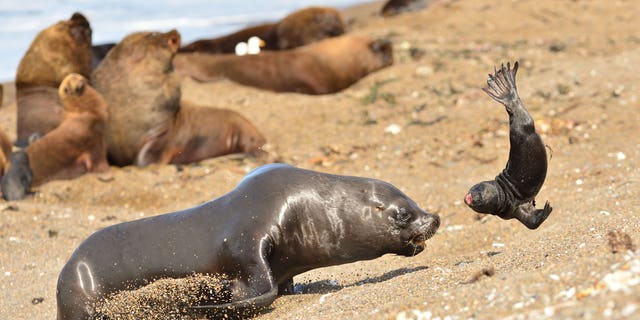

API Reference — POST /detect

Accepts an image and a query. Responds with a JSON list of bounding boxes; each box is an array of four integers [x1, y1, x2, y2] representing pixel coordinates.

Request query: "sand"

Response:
[[1, 0, 639, 319]]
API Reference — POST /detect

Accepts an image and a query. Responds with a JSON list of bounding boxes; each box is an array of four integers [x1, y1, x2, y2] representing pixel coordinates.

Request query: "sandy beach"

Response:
[[1, 0, 639, 319]]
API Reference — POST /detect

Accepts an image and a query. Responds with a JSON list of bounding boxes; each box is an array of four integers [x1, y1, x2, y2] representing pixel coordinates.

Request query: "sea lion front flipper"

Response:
[[482, 61, 520, 111], [513, 200, 552, 230], [188, 285, 278, 318]]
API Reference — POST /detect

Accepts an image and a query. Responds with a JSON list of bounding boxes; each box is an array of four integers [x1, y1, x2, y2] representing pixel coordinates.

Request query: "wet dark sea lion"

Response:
[[15, 13, 93, 142], [136, 103, 266, 166], [56, 163, 440, 319], [174, 35, 393, 95], [464, 62, 552, 229], [1, 73, 109, 201], [180, 6, 345, 54], [91, 30, 182, 166]]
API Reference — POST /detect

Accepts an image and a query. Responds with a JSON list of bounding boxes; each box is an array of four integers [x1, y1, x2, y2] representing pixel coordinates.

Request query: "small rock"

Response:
[[385, 124, 402, 135], [31, 297, 44, 305], [607, 229, 636, 253]]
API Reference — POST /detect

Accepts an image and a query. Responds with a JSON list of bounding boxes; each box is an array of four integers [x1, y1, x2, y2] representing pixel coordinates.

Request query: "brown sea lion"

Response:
[[0, 128, 12, 177], [56, 163, 440, 319], [464, 62, 552, 229], [381, 0, 428, 16], [91, 42, 116, 69], [180, 6, 345, 53], [136, 102, 265, 166], [15, 12, 93, 143], [174, 35, 393, 95], [1, 73, 109, 201], [91, 30, 182, 166]]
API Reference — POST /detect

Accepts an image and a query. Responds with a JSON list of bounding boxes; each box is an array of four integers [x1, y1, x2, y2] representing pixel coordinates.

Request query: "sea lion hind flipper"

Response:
[[482, 61, 520, 108], [514, 200, 552, 230], [187, 285, 278, 317]]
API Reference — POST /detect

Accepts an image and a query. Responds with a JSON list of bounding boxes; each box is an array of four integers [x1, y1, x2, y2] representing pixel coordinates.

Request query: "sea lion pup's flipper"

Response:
[[514, 200, 553, 230], [1, 151, 33, 201]]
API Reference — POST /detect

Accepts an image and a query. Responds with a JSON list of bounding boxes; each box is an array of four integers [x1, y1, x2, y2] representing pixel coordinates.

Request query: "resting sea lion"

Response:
[[464, 62, 552, 229], [174, 35, 393, 94], [15, 12, 93, 142], [180, 6, 345, 54], [136, 102, 266, 166], [91, 42, 116, 69], [381, 0, 428, 16], [91, 30, 182, 166], [56, 163, 440, 319], [0, 128, 12, 176], [1, 73, 109, 201]]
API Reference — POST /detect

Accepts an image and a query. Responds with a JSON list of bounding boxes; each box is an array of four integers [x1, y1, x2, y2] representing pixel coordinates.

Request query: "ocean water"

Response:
[[0, 0, 371, 82]]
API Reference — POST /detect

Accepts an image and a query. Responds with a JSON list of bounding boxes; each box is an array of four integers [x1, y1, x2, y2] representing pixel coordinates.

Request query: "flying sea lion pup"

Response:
[[56, 164, 440, 319], [15, 13, 93, 143], [464, 62, 552, 229]]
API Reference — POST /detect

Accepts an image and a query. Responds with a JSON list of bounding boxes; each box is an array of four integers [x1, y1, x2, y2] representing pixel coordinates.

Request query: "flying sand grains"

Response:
[[94, 274, 230, 320]]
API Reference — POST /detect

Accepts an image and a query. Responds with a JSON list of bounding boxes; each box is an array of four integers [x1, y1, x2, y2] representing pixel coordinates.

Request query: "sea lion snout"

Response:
[[369, 39, 393, 66]]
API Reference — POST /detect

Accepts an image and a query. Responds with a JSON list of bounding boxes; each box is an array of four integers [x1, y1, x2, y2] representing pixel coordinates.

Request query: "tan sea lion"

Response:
[[174, 35, 393, 95], [136, 103, 266, 166], [91, 30, 182, 166], [0, 128, 12, 177], [15, 12, 93, 142], [180, 6, 345, 54], [1, 73, 109, 201]]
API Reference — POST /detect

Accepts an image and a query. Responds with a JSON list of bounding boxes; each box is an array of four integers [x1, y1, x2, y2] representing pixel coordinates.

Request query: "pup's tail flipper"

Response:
[[482, 61, 520, 106]]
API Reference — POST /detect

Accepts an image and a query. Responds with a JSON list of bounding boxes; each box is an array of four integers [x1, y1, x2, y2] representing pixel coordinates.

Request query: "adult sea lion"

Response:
[[56, 163, 440, 319], [1, 73, 109, 201], [180, 6, 345, 54], [0, 128, 12, 176], [91, 42, 116, 68], [464, 62, 552, 229], [136, 102, 266, 166], [174, 35, 393, 94], [381, 0, 428, 16], [91, 30, 182, 166], [15, 12, 93, 142]]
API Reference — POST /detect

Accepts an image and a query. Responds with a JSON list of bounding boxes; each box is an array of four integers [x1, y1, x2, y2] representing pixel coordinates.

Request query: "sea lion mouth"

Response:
[[464, 193, 473, 206]]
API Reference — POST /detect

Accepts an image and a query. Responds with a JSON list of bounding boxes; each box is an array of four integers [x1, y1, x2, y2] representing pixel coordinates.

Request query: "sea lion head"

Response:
[[16, 12, 93, 87], [356, 181, 440, 257], [464, 181, 501, 214], [368, 38, 394, 67], [104, 30, 181, 73]]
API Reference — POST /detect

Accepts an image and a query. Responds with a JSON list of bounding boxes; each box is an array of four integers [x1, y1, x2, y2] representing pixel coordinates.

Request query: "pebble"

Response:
[[385, 124, 402, 135]]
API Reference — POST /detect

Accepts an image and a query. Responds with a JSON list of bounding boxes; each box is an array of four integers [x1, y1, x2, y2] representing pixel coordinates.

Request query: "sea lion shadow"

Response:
[[294, 266, 429, 294]]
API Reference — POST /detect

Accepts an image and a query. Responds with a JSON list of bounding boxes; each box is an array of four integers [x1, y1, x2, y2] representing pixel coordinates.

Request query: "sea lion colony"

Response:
[[0, 1, 553, 319]]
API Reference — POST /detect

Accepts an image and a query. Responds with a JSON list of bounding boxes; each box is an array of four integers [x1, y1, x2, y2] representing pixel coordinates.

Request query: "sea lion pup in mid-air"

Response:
[[15, 12, 93, 143], [56, 163, 440, 319], [1, 74, 109, 201], [174, 35, 393, 95], [464, 62, 552, 230], [180, 6, 346, 54]]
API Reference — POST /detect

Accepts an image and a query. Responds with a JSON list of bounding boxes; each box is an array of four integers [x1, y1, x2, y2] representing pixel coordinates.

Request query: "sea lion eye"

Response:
[[396, 208, 410, 221], [375, 205, 384, 212]]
